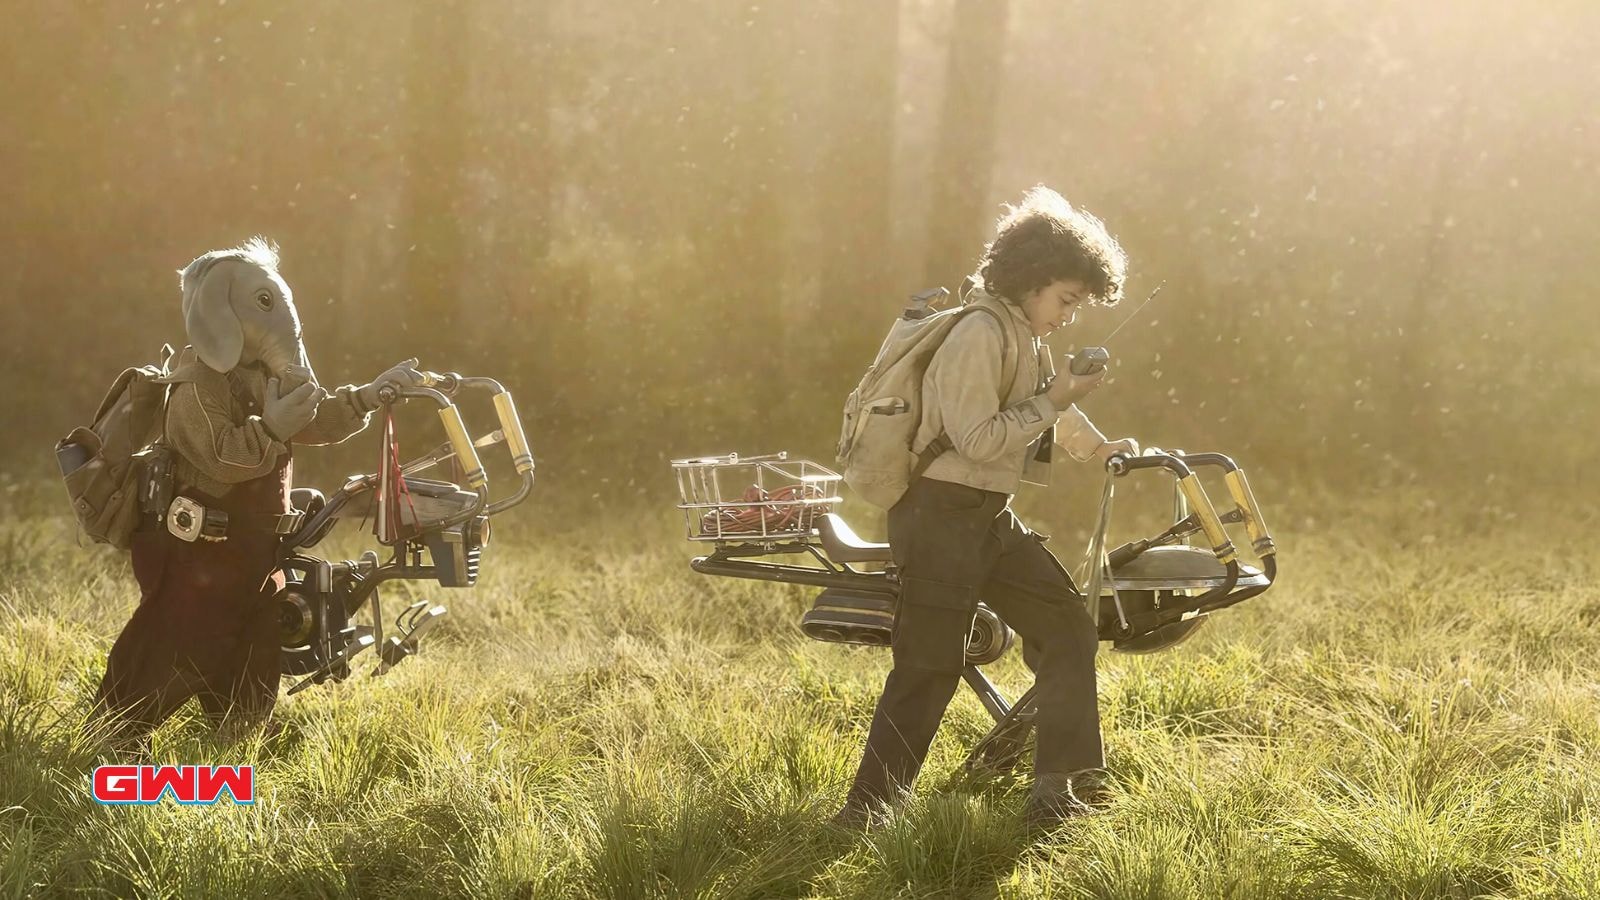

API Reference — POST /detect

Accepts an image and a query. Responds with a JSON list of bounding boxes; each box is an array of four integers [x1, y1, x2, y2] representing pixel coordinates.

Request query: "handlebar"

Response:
[[1098, 447, 1283, 633], [1105, 451, 1236, 566], [380, 370, 537, 517], [286, 368, 535, 549], [1126, 449, 1276, 564]]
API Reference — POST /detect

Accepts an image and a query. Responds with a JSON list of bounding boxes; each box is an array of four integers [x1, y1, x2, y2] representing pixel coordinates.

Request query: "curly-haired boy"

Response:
[[836, 186, 1140, 829]]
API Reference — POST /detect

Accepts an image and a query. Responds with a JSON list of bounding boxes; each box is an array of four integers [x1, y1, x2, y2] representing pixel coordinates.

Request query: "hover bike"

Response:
[[274, 371, 536, 695], [672, 450, 1277, 773]]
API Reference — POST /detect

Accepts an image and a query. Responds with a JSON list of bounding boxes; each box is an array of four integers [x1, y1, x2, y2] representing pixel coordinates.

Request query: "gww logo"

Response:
[[91, 765, 255, 804]]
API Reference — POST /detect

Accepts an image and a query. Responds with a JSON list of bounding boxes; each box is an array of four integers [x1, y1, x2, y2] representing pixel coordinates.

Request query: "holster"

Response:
[[138, 445, 177, 517]]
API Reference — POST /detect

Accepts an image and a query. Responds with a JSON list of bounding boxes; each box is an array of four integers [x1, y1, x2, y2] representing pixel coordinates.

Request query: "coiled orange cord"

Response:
[[700, 483, 831, 537]]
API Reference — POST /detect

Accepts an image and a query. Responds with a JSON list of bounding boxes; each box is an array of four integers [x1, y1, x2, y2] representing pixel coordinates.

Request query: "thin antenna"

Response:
[[1066, 281, 1168, 376], [1098, 281, 1164, 344]]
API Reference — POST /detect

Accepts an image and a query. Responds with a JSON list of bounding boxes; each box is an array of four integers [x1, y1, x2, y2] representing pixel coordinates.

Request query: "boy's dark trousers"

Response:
[[842, 476, 1104, 807]]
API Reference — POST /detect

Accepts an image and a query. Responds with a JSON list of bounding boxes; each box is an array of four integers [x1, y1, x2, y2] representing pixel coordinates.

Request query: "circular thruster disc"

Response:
[[1104, 545, 1268, 593], [1111, 615, 1209, 654]]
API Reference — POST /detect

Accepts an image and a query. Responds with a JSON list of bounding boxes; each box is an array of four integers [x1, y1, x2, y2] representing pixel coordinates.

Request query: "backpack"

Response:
[[56, 345, 176, 550], [836, 288, 1017, 508]]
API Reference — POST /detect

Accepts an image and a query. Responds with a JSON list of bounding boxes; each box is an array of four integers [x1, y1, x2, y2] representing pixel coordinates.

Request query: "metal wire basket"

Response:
[[672, 452, 842, 543]]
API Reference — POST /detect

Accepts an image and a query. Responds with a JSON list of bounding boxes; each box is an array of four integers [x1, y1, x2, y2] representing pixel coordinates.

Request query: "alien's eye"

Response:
[[255, 291, 274, 311]]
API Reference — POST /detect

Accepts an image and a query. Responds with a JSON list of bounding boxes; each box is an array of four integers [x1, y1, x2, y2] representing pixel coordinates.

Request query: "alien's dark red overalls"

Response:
[[92, 453, 293, 748]]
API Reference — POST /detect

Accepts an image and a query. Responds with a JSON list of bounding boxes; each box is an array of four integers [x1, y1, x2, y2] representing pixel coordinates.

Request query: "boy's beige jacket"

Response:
[[914, 289, 1107, 495]]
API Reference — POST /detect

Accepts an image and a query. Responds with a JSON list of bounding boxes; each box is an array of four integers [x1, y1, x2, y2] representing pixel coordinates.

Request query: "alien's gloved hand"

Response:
[[357, 358, 425, 412], [263, 378, 320, 443]]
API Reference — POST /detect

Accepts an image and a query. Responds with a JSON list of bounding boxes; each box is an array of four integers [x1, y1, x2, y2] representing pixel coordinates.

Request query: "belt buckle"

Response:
[[200, 509, 230, 542], [166, 497, 205, 542]]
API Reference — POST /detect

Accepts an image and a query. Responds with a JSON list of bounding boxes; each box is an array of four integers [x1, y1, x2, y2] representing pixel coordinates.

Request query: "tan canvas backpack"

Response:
[[836, 289, 1016, 508], [56, 345, 175, 549]]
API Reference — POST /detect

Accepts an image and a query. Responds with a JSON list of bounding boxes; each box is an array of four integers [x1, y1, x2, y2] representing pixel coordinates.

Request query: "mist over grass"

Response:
[[2, 479, 1599, 898]]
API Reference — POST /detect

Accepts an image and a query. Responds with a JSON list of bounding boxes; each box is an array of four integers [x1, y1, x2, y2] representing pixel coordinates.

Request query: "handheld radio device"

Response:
[[1067, 282, 1164, 376]]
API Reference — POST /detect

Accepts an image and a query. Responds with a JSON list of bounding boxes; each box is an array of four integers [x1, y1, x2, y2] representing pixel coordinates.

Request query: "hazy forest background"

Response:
[[4, 0, 1597, 508], [8, 3, 1600, 897]]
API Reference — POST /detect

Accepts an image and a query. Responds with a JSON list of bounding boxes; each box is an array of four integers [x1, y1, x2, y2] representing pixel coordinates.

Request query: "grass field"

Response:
[[3, 475, 1600, 899]]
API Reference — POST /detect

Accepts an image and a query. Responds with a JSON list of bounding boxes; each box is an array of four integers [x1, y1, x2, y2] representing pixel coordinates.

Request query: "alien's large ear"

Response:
[[180, 256, 243, 373]]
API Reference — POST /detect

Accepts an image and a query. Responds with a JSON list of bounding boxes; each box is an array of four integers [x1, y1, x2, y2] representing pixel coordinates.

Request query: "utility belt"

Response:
[[138, 485, 304, 542], [136, 447, 302, 542], [156, 496, 304, 543]]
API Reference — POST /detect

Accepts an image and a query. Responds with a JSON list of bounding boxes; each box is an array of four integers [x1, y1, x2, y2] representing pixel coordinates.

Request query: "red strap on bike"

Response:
[[376, 408, 420, 544]]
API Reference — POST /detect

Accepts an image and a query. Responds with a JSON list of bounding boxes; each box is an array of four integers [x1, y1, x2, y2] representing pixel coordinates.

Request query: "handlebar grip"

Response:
[[492, 391, 535, 475], [417, 371, 463, 394], [437, 406, 487, 490], [1106, 453, 1192, 478]]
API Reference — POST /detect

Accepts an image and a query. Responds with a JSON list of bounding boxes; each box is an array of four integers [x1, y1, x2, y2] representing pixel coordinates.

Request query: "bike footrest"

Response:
[[373, 604, 448, 676], [287, 628, 375, 695]]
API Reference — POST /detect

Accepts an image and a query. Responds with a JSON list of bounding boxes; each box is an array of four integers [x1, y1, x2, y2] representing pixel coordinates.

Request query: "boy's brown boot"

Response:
[[1022, 770, 1110, 832], [829, 799, 892, 831]]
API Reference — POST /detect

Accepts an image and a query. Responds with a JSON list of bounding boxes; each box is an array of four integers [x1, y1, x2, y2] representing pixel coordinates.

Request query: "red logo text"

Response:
[[91, 765, 255, 805]]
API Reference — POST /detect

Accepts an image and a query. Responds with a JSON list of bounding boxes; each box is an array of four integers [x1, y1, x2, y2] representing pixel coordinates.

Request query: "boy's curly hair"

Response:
[[977, 186, 1127, 306]]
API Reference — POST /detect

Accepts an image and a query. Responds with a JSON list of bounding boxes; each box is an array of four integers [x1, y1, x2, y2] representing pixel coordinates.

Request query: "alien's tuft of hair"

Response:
[[177, 237, 281, 291], [977, 186, 1127, 307], [234, 236, 281, 272]]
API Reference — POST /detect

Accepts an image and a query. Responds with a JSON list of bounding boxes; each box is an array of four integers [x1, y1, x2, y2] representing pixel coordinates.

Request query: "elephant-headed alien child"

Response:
[[88, 238, 423, 751]]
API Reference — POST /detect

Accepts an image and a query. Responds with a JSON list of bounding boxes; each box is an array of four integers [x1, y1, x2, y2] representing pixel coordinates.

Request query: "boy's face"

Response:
[[1020, 278, 1091, 337]]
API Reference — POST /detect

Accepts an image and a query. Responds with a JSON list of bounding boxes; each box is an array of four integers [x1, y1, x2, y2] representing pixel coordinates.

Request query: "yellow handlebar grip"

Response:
[[1224, 469, 1276, 557], [492, 392, 535, 475], [1179, 474, 1237, 565], [438, 406, 487, 490]]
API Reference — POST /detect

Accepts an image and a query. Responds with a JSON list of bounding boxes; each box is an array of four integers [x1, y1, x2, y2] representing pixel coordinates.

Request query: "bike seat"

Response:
[[815, 513, 895, 564]]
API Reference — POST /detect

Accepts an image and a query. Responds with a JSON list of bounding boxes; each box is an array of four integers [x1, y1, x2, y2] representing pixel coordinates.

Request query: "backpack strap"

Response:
[[910, 302, 1020, 479], [911, 434, 953, 479], [156, 344, 176, 445]]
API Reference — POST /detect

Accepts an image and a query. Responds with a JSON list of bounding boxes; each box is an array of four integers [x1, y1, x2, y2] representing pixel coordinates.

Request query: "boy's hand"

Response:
[[1046, 366, 1107, 409], [1096, 438, 1140, 464]]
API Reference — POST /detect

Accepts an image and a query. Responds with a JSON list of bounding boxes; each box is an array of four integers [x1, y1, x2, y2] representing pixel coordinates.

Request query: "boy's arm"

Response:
[[292, 383, 374, 446], [930, 315, 1059, 463], [1053, 405, 1109, 462], [166, 380, 288, 485], [1034, 351, 1108, 461]]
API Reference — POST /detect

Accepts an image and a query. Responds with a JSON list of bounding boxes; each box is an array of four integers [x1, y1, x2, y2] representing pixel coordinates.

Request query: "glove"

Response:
[[263, 378, 320, 443], [357, 358, 425, 411]]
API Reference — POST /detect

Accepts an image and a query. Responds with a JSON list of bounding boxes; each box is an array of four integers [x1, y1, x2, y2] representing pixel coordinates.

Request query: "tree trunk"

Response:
[[470, 0, 555, 375], [814, 0, 900, 362], [402, 0, 471, 361], [923, 0, 1011, 291]]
